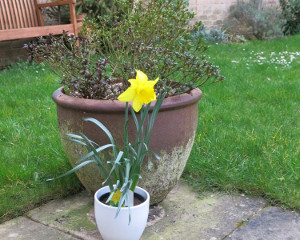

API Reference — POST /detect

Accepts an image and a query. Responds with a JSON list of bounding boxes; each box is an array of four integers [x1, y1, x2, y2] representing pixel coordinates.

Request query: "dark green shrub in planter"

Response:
[[29, 0, 223, 100]]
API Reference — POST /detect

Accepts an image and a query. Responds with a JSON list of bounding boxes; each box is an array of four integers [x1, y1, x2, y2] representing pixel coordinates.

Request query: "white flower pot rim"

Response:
[[94, 186, 150, 211]]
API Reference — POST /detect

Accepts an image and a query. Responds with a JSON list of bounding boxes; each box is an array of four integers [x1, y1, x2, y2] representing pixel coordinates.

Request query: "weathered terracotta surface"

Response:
[[52, 87, 202, 204]]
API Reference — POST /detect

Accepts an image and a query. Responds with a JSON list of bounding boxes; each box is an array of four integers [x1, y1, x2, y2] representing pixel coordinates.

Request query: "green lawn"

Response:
[[184, 35, 300, 209], [0, 35, 299, 223], [0, 63, 82, 223]]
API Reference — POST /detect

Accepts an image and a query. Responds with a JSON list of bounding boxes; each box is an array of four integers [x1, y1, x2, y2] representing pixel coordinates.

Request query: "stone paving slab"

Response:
[[27, 191, 100, 240], [142, 183, 266, 240], [226, 206, 300, 240], [2, 182, 299, 240], [0, 217, 78, 240], [25, 181, 267, 240]]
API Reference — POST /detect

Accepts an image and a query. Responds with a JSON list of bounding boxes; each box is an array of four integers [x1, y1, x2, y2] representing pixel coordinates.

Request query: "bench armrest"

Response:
[[37, 0, 76, 9]]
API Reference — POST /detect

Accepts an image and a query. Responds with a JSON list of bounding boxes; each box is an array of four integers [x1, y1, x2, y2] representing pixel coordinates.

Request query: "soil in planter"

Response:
[[99, 192, 145, 206]]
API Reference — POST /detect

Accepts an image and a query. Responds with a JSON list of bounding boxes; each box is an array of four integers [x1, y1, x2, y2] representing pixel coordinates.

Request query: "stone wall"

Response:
[[188, 0, 279, 28]]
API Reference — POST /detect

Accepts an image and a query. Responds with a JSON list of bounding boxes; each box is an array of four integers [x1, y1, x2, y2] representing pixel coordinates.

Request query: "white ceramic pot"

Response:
[[94, 186, 150, 240]]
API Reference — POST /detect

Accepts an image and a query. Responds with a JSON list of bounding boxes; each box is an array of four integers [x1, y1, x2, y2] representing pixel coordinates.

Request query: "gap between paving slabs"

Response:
[[225, 206, 300, 240]]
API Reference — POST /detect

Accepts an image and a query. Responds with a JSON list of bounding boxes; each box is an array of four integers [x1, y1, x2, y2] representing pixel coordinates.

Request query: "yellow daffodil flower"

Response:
[[110, 189, 122, 206], [118, 70, 159, 112]]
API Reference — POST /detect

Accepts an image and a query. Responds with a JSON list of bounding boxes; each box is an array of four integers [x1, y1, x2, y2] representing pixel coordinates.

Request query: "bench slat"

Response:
[[26, 0, 37, 27], [29, 0, 38, 26], [8, 0, 17, 29], [19, 0, 29, 28], [20, 0, 32, 28], [24, 0, 33, 27], [0, 24, 75, 41], [15, 0, 24, 29], [0, 1, 5, 30], [12, 0, 20, 29], [2, 0, 12, 29]]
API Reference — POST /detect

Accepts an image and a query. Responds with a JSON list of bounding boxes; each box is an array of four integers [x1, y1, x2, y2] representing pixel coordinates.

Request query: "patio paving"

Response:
[[0, 181, 299, 240]]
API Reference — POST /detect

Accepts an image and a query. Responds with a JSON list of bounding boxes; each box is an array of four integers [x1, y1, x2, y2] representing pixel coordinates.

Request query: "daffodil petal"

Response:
[[135, 70, 148, 82], [118, 87, 136, 102], [132, 96, 143, 112], [128, 79, 136, 85], [145, 77, 159, 88], [152, 77, 159, 86], [150, 91, 157, 101]]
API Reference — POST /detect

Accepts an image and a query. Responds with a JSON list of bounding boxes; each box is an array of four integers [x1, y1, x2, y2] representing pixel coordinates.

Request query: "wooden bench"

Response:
[[0, 0, 79, 41]]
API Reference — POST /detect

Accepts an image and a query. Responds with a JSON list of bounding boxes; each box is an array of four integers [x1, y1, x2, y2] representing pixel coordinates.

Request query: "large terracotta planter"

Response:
[[52, 87, 202, 204]]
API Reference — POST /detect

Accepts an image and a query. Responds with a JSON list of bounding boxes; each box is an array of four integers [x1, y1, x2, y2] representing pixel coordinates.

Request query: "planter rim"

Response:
[[94, 186, 150, 210], [52, 87, 202, 113]]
